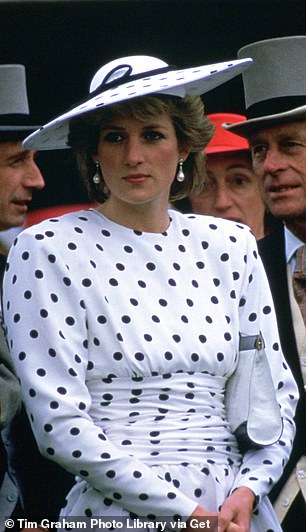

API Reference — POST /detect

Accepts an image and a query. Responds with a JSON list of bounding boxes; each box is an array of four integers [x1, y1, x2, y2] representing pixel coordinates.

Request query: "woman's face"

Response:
[[93, 113, 188, 211], [189, 151, 266, 239]]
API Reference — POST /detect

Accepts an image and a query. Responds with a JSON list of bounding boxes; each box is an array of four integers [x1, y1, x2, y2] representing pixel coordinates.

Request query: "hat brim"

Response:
[[223, 104, 306, 138], [23, 58, 252, 151], [205, 145, 249, 154], [0, 125, 41, 142]]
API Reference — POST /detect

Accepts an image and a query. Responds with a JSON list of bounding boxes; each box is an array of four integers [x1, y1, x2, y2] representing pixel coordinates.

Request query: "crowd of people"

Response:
[[0, 35, 305, 532]]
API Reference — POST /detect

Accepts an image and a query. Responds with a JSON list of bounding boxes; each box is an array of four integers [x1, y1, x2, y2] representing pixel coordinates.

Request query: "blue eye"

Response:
[[103, 132, 124, 143], [144, 131, 164, 141]]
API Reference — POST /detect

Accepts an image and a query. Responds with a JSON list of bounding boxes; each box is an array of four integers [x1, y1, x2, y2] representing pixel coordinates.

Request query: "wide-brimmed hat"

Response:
[[205, 113, 249, 154], [224, 36, 306, 137], [0, 64, 40, 141], [23, 54, 252, 150]]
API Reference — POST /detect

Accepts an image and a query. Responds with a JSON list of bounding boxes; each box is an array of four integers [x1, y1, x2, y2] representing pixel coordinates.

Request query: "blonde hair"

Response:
[[68, 94, 214, 202]]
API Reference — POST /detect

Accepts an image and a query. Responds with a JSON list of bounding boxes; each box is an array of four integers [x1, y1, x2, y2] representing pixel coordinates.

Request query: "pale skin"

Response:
[[0, 141, 45, 231], [93, 113, 255, 531], [189, 151, 266, 240], [249, 121, 306, 242]]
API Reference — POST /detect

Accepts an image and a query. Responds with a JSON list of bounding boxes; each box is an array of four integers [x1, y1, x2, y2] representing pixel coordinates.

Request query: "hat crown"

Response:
[[0, 64, 30, 115], [206, 113, 248, 153], [90, 55, 169, 93], [238, 36, 306, 110]]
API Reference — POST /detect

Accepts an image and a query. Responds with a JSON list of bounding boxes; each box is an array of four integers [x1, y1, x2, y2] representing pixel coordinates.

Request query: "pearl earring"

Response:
[[93, 161, 101, 184], [176, 158, 185, 182]]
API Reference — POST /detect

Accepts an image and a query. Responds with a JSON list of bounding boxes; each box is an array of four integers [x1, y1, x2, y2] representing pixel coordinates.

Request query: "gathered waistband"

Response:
[[86, 371, 240, 465]]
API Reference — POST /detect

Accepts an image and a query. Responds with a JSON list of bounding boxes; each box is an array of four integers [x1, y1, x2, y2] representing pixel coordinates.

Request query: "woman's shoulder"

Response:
[[7, 210, 99, 260], [170, 209, 255, 242], [15, 208, 96, 241]]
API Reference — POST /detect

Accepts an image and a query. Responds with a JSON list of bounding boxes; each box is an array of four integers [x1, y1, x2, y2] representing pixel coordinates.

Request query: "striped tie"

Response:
[[293, 245, 306, 326]]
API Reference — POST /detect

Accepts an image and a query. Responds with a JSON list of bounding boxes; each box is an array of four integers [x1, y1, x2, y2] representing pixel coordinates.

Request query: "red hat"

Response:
[[205, 113, 249, 154]]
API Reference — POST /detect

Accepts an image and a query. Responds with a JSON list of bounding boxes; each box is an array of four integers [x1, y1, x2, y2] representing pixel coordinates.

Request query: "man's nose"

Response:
[[23, 161, 45, 190], [262, 148, 287, 175]]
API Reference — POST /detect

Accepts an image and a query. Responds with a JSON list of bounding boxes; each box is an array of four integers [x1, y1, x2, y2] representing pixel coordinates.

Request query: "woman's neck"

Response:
[[96, 200, 171, 233]]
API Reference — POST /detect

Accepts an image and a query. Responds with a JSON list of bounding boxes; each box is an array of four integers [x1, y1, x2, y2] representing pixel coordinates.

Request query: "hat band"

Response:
[[89, 64, 177, 98], [246, 96, 306, 119], [0, 113, 32, 126]]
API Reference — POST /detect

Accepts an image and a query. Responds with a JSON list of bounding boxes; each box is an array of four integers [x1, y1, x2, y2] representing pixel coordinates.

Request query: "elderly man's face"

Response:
[[250, 121, 306, 222], [0, 141, 45, 230]]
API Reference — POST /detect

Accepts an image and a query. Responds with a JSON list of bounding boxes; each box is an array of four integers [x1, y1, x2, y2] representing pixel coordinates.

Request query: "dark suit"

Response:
[[258, 223, 306, 530]]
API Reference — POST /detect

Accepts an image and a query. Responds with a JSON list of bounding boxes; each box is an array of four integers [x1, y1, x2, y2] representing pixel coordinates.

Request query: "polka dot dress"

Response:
[[3, 209, 298, 531]]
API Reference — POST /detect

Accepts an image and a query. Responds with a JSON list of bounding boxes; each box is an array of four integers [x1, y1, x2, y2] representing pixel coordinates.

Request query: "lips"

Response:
[[123, 174, 148, 183], [12, 199, 31, 210], [268, 184, 299, 193]]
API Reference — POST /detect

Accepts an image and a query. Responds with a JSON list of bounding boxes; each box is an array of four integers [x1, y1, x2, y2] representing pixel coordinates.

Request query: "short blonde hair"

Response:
[[68, 94, 214, 202]]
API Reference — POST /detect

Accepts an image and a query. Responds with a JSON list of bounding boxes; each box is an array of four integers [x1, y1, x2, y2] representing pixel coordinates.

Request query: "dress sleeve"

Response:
[[230, 231, 299, 502], [3, 230, 197, 520]]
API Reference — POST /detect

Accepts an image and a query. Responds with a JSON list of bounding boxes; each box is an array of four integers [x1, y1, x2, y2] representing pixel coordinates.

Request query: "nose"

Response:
[[213, 185, 233, 212], [262, 148, 287, 176], [125, 138, 145, 166], [23, 159, 45, 190]]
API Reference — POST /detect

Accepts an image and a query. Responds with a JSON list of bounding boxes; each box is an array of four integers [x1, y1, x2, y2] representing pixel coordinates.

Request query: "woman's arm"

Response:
[[231, 232, 298, 502]]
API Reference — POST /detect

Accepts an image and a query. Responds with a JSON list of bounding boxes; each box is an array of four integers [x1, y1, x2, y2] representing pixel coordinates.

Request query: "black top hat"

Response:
[[224, 36, 306, 137], [0, 64, 40, 141]]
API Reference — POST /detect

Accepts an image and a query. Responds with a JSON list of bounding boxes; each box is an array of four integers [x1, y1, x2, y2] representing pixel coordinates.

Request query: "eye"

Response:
[[282, 140, 303, 150], [103, 131, 125, 143], [231, 175, 249, 187], [144, 130, 165, 141], [10, 157, 24, 168], [251, 144, 266, 159]]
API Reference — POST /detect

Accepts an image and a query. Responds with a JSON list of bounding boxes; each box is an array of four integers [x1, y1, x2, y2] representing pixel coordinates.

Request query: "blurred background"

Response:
[[1, 0, 306, 209]]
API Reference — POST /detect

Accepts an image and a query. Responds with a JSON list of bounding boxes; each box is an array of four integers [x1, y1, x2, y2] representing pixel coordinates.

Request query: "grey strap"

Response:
[[239, 332, 264, 351]]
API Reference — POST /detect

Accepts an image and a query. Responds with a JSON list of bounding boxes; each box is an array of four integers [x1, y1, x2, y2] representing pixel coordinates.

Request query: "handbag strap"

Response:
[[239, 332, 264, 351]]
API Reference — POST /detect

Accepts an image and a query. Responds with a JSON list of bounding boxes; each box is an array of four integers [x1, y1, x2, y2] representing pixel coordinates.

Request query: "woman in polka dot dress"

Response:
[[3, 56, 298, 532]]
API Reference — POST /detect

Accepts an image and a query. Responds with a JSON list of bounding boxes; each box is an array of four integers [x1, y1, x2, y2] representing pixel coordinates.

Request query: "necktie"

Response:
[[293, 244, 306, 327]]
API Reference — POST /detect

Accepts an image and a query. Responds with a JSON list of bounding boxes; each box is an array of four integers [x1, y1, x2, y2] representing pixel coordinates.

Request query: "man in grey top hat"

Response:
[[225, 35, 306, 531], [0, 64, 73, 530], [0, 63, 45, 527]]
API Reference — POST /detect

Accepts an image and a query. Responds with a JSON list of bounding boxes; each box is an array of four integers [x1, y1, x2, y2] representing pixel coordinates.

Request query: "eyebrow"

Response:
[[100, 122, 168, 130], [226, 164, 252, 170], [250, 130, 306, 145], [5, 150, 28, 162]]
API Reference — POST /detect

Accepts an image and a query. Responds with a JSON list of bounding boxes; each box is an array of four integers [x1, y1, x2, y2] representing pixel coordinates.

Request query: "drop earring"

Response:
[[176, 158, 185, 182], [93, 161, 101, 184]]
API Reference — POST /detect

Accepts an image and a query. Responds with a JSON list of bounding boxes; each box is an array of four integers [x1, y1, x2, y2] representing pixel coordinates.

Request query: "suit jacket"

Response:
[[258, 223, 306, 501]]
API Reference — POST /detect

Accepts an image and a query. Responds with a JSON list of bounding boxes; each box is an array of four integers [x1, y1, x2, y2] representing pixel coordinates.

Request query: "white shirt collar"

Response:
[[285, 225, 304, 266]]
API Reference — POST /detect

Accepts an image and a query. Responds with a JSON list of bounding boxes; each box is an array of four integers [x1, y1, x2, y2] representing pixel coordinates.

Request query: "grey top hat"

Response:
[[23, 54, 252, 150], [224, 36, 306, 137], [0, 64, 40, 140]]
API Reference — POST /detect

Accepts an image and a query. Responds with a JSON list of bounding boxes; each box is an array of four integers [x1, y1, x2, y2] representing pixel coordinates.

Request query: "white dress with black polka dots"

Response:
[[3, 209, 298, 531]]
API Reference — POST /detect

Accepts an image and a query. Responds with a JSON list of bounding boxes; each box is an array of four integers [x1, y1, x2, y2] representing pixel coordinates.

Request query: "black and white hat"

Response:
[[224, 36, 306, 137], [0, 64, 40, 140], [23, 54, 252, 150]]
